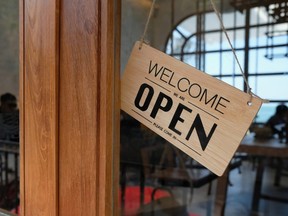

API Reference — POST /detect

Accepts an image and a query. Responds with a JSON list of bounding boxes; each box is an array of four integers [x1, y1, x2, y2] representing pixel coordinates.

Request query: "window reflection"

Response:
[[165, 8, 288, 123], [121, 0, 288, 215]]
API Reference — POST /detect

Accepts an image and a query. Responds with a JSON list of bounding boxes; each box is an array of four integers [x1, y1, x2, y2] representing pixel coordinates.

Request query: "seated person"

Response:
[[0, 93, 18, 113], [266, 104, 287, 139]]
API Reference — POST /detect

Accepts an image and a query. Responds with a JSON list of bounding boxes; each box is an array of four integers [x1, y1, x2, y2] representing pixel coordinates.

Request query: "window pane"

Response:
[[203, 30, 245, 51], [254, 102, 288, 123], [222, 12, 235, 28], [235, 10, 245, 27], [268, 46, 288, 59], [221, 30, 245, 49], [205, 12, 220, 31], [220, 76, 244, 90], [249, 76, 288, 100], [178, 16, 196, 38], [166, 39, 172, 54], [249, 26, 268, 47], [249, 48, 288, 73], [205, 32, 221, 51], [166, 30, 186, 54], [182, 54, 196, 67], [221, 51, 245, 75], [250, 7, 269, 25], [250, 24, 288, 48], [183, 35, 197, 53], [205, 53, 220, 75]]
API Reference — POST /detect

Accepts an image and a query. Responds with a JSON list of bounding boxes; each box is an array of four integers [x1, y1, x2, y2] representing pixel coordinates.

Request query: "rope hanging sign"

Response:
[[121, 0, 264, 176]]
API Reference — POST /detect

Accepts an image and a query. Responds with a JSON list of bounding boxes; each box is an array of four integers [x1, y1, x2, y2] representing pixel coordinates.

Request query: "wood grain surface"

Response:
[[20, 0, 120, 215], [59, 0, 98, 215], [121, 42, 263, 176], [21, 0, 59, 215]]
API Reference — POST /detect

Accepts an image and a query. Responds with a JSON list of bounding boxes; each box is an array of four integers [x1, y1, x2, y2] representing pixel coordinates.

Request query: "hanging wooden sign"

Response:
[[121, 41, 262, 176]]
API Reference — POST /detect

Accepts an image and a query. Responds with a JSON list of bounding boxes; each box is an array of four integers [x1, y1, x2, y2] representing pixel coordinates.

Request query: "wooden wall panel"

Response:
[[20, 0, 119, 215], [59, 0, 98, 215], [21, 0, 59, 215], [98, 0, 121, 215], [58, 0, 120, 215]]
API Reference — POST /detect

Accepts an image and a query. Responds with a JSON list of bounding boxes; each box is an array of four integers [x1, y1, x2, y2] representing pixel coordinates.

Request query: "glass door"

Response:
[[0, 0, 20, 215]]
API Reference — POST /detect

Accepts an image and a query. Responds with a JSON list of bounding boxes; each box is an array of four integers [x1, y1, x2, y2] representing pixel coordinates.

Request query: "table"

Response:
[[214, 134, 288, 216]]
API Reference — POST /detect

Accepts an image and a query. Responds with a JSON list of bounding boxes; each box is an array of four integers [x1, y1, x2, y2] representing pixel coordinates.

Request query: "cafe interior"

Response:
[[0, 0, 288, 215]]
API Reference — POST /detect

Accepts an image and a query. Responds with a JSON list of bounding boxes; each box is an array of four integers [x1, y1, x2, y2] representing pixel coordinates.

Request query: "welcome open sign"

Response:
[[121, 41, 262, 176]]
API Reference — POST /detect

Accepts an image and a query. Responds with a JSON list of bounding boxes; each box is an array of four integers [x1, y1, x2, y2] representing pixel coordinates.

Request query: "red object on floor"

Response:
[[120, 186, 170, 215], [120, 186, 199, 216]]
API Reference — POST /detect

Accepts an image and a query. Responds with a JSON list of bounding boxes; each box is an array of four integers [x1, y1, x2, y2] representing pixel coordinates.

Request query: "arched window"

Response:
[[165, 5, 288, 123]]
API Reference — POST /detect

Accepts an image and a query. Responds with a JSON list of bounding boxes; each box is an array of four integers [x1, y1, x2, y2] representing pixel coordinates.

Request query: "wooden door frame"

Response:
[[20, 0, 120, 215]]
